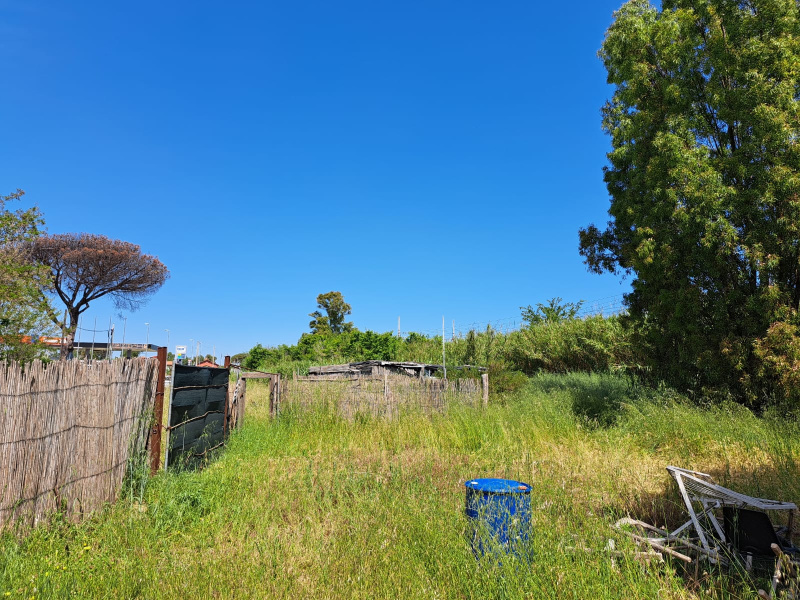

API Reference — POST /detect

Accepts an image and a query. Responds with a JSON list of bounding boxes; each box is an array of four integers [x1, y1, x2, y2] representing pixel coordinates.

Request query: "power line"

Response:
[[76, 325, 111, 333]]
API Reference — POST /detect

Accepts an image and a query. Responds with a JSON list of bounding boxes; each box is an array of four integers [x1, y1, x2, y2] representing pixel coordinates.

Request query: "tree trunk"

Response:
[[60, 309, 80, 360]]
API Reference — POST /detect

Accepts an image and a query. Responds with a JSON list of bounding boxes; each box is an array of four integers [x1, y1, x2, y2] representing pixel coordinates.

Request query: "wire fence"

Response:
[[0, 358, 158, 529], [397, 294, 627, 339]]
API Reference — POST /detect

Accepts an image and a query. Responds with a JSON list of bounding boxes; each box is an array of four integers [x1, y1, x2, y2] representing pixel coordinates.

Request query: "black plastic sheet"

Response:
[[166, 364, 229, 469]]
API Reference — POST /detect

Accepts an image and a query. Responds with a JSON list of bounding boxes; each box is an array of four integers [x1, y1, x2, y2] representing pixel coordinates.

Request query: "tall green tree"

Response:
[[521, 297, 584, 327], [309, 291, 354, 334], [0, 190, 53, 361], [579, 0, 800, 402]]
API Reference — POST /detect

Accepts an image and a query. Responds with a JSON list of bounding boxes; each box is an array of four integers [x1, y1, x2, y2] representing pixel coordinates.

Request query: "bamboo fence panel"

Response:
[[0, 358, 157, 529], [281, 373, 481, 419]]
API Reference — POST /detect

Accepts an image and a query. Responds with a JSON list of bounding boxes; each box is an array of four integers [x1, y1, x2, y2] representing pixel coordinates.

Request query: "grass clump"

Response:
[[1, 375, 798, 598]]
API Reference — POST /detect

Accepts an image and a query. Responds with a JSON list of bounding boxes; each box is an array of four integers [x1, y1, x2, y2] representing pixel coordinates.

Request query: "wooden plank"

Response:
[[627, 533, 693, 563]]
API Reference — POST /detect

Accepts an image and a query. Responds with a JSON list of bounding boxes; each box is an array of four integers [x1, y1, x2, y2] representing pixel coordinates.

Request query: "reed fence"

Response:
[[282, 371, 484, 419], [0, 358, 158, 528]]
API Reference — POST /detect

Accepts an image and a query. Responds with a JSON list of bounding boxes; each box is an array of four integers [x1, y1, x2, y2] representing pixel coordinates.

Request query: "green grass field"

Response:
[[2, 373, 798, 599]]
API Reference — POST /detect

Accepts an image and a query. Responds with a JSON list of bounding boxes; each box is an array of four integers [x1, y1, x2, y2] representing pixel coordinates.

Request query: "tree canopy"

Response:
[[30, 233, 169, 358], [521, 298, 584, 327], [309, 291, 354, 334], [0, 190, 54, 361], [579, 0, 800, 403]]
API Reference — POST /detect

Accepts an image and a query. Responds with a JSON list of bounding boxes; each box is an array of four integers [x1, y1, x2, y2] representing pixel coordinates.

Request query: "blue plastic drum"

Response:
[[465, 478, 532, 561]]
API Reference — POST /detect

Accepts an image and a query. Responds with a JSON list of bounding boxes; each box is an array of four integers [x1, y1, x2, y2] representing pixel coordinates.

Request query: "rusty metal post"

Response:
[[149, 346, 167, 475], [223, 356, 231, 436]]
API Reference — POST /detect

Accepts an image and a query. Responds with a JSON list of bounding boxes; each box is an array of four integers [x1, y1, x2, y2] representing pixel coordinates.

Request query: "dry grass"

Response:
[[283, 372, 482, 418]]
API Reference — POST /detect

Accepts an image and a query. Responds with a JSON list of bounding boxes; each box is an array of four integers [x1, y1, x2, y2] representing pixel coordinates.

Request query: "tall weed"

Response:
[[3, 375, 797, 598]]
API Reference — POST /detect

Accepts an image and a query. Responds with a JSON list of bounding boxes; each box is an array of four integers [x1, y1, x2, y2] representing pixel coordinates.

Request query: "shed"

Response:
[[307, 361, 486, 379]]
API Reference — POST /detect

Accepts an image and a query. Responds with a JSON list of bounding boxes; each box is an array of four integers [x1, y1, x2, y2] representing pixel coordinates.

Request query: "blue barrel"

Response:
[[465, 478, 532, 561]]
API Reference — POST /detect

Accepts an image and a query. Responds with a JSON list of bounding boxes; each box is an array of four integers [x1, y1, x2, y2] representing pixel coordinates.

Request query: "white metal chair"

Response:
[[617, 466, 798, 598], [665, 466, 796, 561]]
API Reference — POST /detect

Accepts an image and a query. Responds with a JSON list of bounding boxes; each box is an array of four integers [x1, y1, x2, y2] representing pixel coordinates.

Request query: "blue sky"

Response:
[[1, 0, 629, 358]]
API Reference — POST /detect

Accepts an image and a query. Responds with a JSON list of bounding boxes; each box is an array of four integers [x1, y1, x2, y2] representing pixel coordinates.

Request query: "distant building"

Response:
[[196, 359, 220, 368]]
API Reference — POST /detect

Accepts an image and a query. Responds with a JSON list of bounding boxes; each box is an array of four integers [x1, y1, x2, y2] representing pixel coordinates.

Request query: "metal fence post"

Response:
[[223, 356, 231, 435]]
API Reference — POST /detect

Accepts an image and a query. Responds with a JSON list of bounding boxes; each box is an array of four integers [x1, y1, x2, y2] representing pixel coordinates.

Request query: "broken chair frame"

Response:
[[615, 466, 798, 597]]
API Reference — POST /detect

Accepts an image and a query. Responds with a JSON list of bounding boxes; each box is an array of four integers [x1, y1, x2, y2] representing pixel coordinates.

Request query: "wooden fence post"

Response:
[[275, 374, 281, 417], [239, 379, 247, 428], [268, 375, 276, 418], [481, 373, 489, 407], [149, 347, 167, 475]]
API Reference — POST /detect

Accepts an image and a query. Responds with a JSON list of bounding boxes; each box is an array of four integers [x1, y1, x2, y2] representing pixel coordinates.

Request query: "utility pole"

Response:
[[165, 329, 170, 358], [60, 308, 67, 360], [75, 314, 81, 360], [452, 319, 455, 341], [90, 316, 97, 361], [145, 322, 150, 357], [442, 316, 446, 380], [397, 317, 401, 338]]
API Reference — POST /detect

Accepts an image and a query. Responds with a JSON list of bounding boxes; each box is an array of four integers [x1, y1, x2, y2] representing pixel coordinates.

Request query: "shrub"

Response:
[[240, 315, 638, 383], [752, 320, 800, 408], [487, 364, 528, 395], [506, 315, 634, 374]]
